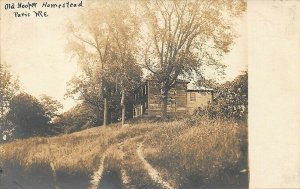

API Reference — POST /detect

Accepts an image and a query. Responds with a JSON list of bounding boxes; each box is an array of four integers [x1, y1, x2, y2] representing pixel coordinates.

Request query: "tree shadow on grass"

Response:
[[98, 169, 123, 189], [0, 161, 54, 189], [55, 169, 90, 189]]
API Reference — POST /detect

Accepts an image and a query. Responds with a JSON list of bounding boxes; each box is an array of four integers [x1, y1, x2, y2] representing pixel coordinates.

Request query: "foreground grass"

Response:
[[143, 118, 248, 188], [0, 117, 248, 188]]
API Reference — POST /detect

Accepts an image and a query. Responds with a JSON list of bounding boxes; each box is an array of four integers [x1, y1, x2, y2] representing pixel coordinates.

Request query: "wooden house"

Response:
[[132, 80, 213, 118]]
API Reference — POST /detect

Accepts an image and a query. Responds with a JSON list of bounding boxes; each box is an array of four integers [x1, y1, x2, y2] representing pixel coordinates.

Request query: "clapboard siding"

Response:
[[176, 87, 187, 108], [187, 91, 212, 114], [147, 80, 160, 116], [147, 80, 189, 116]]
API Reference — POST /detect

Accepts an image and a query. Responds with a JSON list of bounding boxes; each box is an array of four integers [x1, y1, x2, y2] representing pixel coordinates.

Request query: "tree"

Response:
[[53, 102, 98, 134], [66, 70, 104, 125], [67, 0, 142, 126], [66, 1, 114, 126], [7, 93, 50, 138], [140, 0, 246, 118], [104, 2, 142, 126], [195, 71, 248, 121], [0, 62, 19, 118], [39, 94, 63, 122]]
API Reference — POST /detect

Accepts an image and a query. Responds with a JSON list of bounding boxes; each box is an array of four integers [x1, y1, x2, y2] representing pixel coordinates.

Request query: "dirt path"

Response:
[[49, 162, 57, 189], [118, 144, 131, 188], [89, 141, 131, 189], [137, 143, 174, 189], [88, 152, 107, 189], [47, 139, 58, 189]]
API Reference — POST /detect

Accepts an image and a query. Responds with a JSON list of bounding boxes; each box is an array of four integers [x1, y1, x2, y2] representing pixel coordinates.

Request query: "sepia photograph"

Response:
[[1, 0, 249, 188]]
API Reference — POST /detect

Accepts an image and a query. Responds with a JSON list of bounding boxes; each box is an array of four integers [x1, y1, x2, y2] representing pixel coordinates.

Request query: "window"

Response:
[[190, 92, 196, 101]]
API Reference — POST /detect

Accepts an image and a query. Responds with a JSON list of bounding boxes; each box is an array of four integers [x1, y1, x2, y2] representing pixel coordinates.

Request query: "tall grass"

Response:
[[0, 123, 155, 172], [0, 117, 248, 188], [143, 117, 248, 188]]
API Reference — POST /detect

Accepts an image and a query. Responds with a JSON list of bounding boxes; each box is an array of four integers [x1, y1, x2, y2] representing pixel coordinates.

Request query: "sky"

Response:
[[1, 0, 247, 111]]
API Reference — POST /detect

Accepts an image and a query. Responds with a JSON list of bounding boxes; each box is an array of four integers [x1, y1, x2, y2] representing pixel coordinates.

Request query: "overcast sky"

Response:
[[1, 1, 247, 111]]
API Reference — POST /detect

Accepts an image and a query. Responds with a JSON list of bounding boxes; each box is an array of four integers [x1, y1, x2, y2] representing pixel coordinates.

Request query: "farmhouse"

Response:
[[132, 80, 213, 118]]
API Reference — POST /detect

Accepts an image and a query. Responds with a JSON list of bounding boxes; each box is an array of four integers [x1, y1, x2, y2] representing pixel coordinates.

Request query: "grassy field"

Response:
[[0, 117, 248, 189]]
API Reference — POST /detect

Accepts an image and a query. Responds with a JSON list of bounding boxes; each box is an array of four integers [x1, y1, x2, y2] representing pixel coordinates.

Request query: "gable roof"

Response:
[[187, 83, 213, 92]]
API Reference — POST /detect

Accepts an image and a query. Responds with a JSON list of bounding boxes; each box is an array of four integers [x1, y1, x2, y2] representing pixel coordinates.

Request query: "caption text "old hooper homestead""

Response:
[[3, 1, 83, 18]]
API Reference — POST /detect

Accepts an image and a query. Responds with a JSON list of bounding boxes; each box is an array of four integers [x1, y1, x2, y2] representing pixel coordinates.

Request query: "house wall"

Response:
[[147, 80, 188, 117], [173, 82, 187, 114], [133, 83, 148, 118], [186, 91, 213, 115], [147, 80, 161, 116], [133, 80, 213, 118]]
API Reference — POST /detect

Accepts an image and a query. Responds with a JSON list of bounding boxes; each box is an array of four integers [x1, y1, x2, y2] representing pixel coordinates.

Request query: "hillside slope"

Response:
[[0, 118, 248, 189]]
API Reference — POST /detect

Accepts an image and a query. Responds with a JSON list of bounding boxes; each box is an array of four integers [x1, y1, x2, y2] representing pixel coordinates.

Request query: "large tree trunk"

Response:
[[102, 77, 108, 126], [103, 97, 108, 126], [0, 106, 3, 118], [121, 88, 125, 127], [161, 87, 169, 119]]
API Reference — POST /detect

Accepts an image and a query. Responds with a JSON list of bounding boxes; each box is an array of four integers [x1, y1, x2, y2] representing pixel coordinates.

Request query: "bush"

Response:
[[195, 72, 248, 121], [0, 118, 15, 143], [52, 103, 99, 134], [6, 93, 50, 138]]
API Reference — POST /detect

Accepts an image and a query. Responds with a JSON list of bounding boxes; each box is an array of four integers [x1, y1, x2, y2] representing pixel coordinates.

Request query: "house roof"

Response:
[[143, 78, 189, 84], [139, 79, 213, 91], [187, 83, 213, 92]]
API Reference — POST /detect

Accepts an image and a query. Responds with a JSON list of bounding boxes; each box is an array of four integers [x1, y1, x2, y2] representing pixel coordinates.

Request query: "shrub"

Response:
[[52, 103, 99, 134], [195, 72, 248, 121], [6, 93, 50, 138], [0, 118, 15, 143]]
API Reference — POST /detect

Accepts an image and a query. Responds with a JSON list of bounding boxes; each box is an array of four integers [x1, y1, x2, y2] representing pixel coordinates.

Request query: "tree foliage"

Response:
[[66, 0, 113, 126], [39, 94, 63, 122], [65, 54, 103, 112], [7, 93, 50, 138], [195, 72, 248, 121], [140, 0, 246, 117], [105, 2, 142, 126], [66, 0, 142, 125], [0, 62, 19, 118], [52, 102, 98, 134], [66, 0, 246, 121]]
